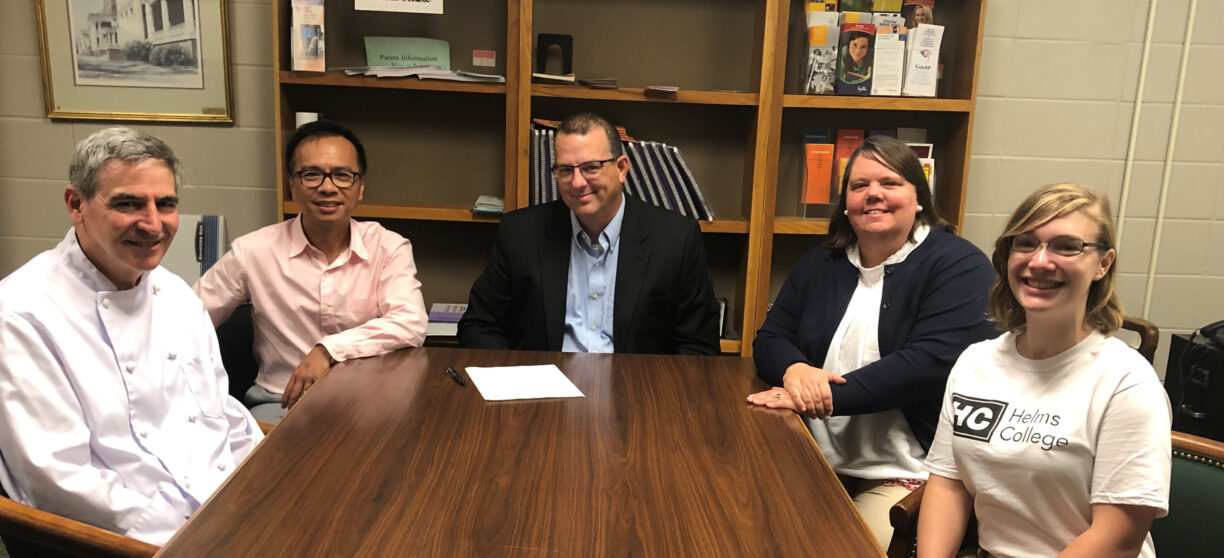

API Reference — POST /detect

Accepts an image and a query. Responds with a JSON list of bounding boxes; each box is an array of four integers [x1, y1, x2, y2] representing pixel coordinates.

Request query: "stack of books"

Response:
[[343, 66, 505, 83], [577, 77, 618, 89], [472, 195, 504, 215], [529, 121, 715, 222], [426, 303, 467, 338]]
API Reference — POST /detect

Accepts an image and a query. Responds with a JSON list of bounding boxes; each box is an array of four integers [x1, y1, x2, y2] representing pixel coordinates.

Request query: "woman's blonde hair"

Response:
[[988, 183, 1124, 334]]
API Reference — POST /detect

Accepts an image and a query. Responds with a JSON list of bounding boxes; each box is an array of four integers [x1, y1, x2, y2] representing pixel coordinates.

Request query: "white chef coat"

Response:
[[0, 229, 263, 545]]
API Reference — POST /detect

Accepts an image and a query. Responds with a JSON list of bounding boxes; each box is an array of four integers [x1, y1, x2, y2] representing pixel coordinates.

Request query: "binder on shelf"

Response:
[[650, 142, 695, 218], [717, 297, 728, 340], [670, 146, 715, 223], [626, 142, 664, 210], [529, 122, 715, 222], [162, 214, 227, 284], [638, 143, 677, 214]]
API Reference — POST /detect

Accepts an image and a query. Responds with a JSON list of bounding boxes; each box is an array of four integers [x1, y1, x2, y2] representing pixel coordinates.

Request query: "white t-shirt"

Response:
[[810, 225, 930, 480], [924, 331, 1171, 558]]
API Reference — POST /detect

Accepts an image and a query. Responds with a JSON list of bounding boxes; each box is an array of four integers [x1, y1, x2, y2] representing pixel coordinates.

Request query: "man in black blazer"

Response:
[[459, 113, 720, 355]]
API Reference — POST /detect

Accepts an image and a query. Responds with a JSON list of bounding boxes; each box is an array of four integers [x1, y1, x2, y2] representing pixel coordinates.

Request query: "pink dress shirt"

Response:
[[193, 216, 427, 395]]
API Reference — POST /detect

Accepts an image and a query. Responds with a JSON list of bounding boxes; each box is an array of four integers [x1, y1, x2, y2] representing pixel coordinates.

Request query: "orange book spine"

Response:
[[803, 144, 836, 204]]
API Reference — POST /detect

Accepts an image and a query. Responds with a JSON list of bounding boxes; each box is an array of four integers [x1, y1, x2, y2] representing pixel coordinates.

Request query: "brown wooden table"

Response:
[[157, 348, 880, 557]]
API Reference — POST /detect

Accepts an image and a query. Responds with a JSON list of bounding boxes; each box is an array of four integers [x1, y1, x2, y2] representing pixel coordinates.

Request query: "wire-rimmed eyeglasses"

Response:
[[1010, 234, 1109, 257]]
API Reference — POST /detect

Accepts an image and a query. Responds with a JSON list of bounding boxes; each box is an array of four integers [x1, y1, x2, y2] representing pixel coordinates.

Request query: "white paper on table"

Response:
[[465, 365, 584, 401]]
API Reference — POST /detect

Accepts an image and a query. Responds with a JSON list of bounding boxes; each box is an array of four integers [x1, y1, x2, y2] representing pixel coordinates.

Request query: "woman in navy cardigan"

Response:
[[746, 136, 996, 547]]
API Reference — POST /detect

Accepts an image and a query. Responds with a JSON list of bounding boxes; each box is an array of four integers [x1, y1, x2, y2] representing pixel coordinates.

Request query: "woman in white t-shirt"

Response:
[[919, 184, 1171, 558]]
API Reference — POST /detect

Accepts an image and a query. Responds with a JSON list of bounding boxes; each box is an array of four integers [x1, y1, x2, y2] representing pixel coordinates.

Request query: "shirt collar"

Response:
[[288, 215, 366, 261], [569, 196, 626, 251], [288, 215, 312, 258], [847, 223, 931, 271]]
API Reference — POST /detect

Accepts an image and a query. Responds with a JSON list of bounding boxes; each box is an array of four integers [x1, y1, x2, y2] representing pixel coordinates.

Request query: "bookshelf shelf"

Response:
[[284, 201, 503, 224], [533, 84, 759, 106], [699, 218, 750, 234], [271, 0, 984, 357], [280, 71, 506, 95], [772, 217, 830, 235], [284, 201, 750, 233], [780, 95, 972, 113]]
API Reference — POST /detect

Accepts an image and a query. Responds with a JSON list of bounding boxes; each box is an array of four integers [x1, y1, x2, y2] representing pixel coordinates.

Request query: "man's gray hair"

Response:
[[68, 126, 183, 199]]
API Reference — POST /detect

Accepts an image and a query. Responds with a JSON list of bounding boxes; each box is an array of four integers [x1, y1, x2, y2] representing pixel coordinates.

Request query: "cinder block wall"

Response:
[[961, 0, 1224, 375]]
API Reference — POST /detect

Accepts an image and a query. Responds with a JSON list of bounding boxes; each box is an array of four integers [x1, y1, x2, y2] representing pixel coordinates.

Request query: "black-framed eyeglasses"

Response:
[[293, 169, 362, 189], [550, 158, 617, 181], [1010, 234, 1109, 257]]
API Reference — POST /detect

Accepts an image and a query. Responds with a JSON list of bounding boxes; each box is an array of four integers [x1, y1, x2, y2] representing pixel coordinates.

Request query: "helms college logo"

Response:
[[950, 394, 1008, 442]]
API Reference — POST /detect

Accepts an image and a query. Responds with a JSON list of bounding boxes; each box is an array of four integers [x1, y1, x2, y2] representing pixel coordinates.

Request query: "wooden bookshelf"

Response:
[[533, 84, 759, 106], [280, 71, 506, 95], [780, 95, 973, 112], [283, 201, 502, 223], [270, 0, 985, 356], [772, 217, 830, 235]]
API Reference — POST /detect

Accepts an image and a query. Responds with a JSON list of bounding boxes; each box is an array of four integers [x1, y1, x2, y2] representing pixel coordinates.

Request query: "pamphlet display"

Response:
[[291, 0, 325, 72], [834, 16, 875, 95]]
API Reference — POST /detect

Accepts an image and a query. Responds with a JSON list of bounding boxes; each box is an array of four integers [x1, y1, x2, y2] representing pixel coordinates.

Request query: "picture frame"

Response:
[[36, 0, 233, 123]]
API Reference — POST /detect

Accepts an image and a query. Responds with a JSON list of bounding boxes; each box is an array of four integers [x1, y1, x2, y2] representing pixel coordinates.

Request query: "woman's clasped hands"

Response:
[[746, 362, 846, 419]]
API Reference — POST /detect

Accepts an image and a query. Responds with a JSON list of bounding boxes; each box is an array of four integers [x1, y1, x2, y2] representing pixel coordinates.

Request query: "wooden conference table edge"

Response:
[[157, 347, 882, 557]]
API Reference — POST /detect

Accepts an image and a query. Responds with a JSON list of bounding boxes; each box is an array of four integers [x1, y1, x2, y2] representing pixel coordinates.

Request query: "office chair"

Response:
[[1120, 315, 1160, 364], [885, 316, 1162, 558], [216, 303, 259, 401], [1149, 431, 1224, 557], [0, 486, 157, 558]]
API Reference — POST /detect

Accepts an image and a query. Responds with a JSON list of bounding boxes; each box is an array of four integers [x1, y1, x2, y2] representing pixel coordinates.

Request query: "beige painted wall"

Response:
[[0, 0, 277, 274], [963, 0, 1224, 374], [1, 0, 1221, 375]]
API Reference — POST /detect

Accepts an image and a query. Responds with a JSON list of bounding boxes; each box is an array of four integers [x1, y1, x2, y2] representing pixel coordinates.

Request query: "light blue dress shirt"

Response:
[[562, 199, 625, 353]]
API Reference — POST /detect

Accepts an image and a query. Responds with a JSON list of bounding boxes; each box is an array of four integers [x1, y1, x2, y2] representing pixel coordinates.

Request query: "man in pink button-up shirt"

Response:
[[194, 121, 427, 422]]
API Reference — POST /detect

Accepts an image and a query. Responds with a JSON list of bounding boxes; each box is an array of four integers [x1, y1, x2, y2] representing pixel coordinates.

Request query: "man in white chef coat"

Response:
[[0, 126, 263, 545]]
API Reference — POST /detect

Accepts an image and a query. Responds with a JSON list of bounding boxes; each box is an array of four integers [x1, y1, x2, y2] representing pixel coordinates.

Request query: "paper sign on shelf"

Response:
[[364, 36, 450, 70], [355, 0, 443, 15]]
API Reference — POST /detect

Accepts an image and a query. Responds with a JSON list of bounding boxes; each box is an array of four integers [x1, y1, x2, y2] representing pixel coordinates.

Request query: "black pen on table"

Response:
[[445, 366, 467, 387]]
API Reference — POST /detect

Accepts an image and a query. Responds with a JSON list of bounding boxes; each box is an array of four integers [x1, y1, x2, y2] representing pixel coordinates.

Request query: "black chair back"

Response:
[[216, 303, 259, 401]]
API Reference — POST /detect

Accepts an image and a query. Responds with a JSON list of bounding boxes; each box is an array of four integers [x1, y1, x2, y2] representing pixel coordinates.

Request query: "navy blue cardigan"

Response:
[[753, 230, 998, 451]]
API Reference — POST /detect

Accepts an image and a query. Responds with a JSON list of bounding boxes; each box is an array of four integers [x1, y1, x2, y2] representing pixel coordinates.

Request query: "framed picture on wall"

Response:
[[36, 0, 233, 123]]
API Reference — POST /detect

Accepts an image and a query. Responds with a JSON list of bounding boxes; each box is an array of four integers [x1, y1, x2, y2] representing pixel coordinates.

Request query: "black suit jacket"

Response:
[[459, 196, 720, 355]]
